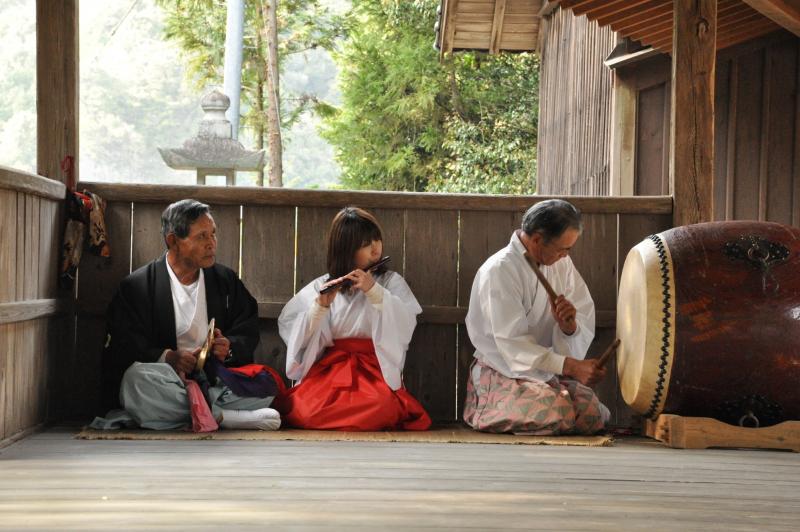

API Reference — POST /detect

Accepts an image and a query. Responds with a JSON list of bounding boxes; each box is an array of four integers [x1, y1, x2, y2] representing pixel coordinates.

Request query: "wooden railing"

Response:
[[0, 165, 66, 442], [74, 182, 672, 425]]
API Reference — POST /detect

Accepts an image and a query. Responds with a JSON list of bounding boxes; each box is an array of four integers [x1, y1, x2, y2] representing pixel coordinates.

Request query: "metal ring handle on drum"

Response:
[[738, 411, 760, 428], [746, 244, 770, 265]]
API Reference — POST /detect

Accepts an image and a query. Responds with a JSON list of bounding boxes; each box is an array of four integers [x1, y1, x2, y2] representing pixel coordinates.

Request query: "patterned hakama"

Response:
[[463, 361, 608, 435]]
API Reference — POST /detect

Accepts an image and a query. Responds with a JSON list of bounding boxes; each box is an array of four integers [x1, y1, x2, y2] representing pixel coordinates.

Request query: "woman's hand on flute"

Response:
[[344, 268, 376, 293], [317, 278, 343, 307], [551, 295, 577, 335]]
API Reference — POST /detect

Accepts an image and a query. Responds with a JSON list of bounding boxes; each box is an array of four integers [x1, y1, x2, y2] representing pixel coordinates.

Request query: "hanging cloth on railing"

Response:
[[58, 156, 111, 289]]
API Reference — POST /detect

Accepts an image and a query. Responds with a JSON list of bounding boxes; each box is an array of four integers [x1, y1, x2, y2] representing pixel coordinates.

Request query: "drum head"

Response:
[[616, 235, 676, 418]]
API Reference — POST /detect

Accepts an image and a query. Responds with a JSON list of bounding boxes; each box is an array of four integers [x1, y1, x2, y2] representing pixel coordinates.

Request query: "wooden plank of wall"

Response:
[[765, 41, 797, 224], [733, 48, 765, 220], [635, 83, 669, 196], [209, 204, 240, 275], [456, 210, 522, 418], [538, 7, 615, 195], [404, 210, 459, 421], [371, 208, 406, 277], [569, 214, 617, 314], [0, 190, 17, 303], [132, 203, 168, 270], [241, 206, 295, 384], [714, 57, 733, 221], [241, 206, 295, 302], [295, 207, 340, 291], [38, 200, 60, 299], [69, 202, 132, 419]]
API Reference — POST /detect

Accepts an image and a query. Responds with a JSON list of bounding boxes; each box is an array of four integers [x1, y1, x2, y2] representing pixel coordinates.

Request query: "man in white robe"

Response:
[[464, 199, 609, 435], [92, 200, 280, 431]]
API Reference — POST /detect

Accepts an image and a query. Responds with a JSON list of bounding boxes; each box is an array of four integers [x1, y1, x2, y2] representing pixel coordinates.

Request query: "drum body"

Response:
[[617, 221, 800, 423]]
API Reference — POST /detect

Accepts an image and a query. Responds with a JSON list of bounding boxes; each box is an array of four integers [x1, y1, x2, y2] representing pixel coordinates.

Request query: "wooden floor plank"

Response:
[[0, 430, 798, 529]]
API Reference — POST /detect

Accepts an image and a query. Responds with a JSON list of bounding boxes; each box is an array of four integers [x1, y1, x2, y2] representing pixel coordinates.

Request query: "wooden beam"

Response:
[[0, 299, 70, 326], [441, 0, 460, 54], [78, 181, 675, 214], [489, 0, 508, 54], [37, 0, 79, 185], [670, 0, 717, 226], [0, 165, 66, 201], [742, 0, 800, 37]]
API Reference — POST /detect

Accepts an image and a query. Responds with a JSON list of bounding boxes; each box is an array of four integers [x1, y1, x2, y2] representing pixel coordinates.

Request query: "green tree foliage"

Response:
[[323, 0, 538, 193]]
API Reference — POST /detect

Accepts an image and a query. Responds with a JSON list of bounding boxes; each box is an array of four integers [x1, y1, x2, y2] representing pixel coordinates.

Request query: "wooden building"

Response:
[[438, 0, 800, 227], [4, 0, 799, 442], [1, 1, 800, 527]]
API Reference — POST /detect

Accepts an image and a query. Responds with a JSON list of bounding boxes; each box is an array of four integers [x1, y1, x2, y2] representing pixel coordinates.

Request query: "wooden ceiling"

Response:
[[437, 1, 542, 54], [437, 0, 799, 55], [558, 0, 788, 54]]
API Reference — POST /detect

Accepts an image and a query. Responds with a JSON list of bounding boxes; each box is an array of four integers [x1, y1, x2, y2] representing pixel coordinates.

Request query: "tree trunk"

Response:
[[254, 13, 266, 187], [265, 0, 283, 187]]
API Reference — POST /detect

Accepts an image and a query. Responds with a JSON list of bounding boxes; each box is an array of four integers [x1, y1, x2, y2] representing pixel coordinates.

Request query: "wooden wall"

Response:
[[73, 183, 672, 427], [537, 7, 616, 195], [0, 167, 66, 443], [617, 31, 800, 226]]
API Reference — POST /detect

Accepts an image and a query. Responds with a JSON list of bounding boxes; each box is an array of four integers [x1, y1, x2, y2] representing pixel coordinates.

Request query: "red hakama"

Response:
[[274, 338, 431, 431]]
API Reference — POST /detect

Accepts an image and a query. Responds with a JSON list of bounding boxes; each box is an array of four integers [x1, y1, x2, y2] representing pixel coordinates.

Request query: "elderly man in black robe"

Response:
[[92, 199, 281, 431]]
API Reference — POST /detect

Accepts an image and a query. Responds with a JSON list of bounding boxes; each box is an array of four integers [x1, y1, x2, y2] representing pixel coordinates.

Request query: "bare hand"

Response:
[[551, 295, 577, 335], [562, 358, 606, 387], [345, 268, 375, 293], [166, 347, 200, 374], [212, 328, 230, 362]]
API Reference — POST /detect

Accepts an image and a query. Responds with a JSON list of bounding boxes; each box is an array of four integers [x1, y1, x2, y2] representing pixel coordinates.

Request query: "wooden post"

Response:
[[37, 0, 79, 184], [670, 0, 716, 227]]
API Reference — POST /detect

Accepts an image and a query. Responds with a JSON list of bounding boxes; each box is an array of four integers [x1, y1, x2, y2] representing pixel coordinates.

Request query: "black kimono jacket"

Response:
[[101, 254, 259, 411]]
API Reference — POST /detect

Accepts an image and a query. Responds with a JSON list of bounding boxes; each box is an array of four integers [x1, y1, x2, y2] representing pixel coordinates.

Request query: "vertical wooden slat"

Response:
[[77, 202, 133, 315], [713, 57, 731, 221], [765, 42, 797, 225], [241, 206, 295, 301], [295, 207, 340, 291], [733, 50, 764, 220], [0, 190, 17, 303], [23, 195, 39, 430], [569, 214, 617, 314], [68, 202, 132, 420], [404, 210, 459, 421], [36, 0, 78, 183], [0, 323, 10, 439], [794, 40, 800, 228], [208, 204, 240, 275], [758, 48, 772, 221], [131, 203, 168, 270], [370, 208, 405, 277], [671, 0, 717, 226], [0, 190, 16, 439], [725, 59, 739, 220], [456, 210, 521, 417], [37, 199, 60, 299]]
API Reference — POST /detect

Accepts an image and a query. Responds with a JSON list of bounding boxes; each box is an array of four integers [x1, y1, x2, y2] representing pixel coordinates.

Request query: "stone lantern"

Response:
[[158, 90, 265, 185]]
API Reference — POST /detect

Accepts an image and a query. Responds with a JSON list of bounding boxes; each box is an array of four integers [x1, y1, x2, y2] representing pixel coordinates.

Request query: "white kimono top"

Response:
[[278, 271, 422, 391], [465, 232, 595, 383]]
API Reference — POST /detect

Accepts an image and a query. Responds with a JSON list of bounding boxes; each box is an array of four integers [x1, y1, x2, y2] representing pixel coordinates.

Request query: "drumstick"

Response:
[[522, 252, 558, 302], [596, 338, 620, 369], [523, 252, 577, 327]]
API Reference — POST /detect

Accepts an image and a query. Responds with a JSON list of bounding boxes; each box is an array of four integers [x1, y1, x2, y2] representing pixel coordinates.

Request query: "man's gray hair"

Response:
[[521, 199, 582, 243], [161, 199, 211, 247]]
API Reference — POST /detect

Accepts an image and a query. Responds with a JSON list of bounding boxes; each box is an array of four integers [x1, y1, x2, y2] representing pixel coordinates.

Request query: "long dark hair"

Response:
[[326, 207, 386, 280]]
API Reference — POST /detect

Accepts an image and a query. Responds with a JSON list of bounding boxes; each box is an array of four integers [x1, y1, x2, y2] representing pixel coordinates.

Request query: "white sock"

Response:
[[220, 407, 281, 431]]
